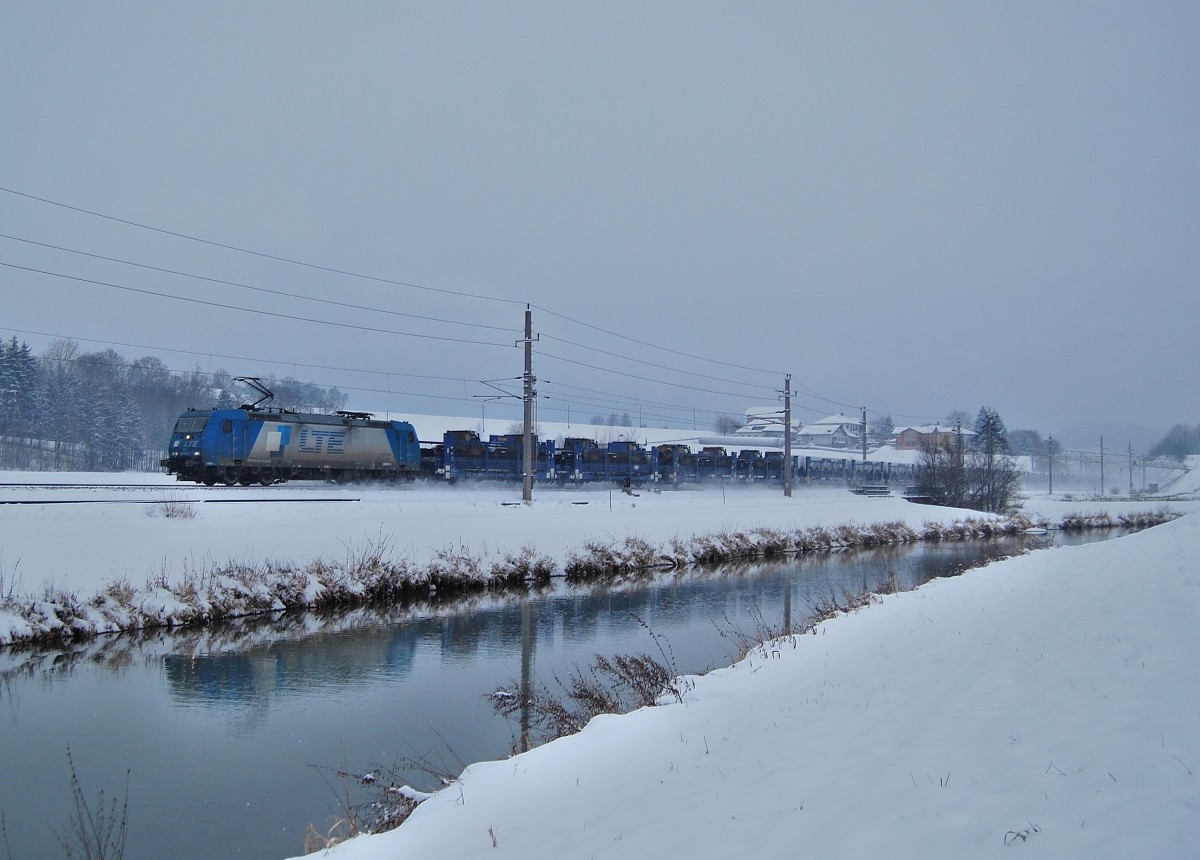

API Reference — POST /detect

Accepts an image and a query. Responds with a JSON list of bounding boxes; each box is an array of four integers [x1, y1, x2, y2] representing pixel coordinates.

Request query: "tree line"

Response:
[[0, 337, 346, 471], [1147, 424, 1200, 460]]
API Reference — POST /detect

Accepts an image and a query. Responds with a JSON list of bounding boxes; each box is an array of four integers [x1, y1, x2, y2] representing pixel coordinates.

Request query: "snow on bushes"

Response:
[[0, 509, 1179, 649]]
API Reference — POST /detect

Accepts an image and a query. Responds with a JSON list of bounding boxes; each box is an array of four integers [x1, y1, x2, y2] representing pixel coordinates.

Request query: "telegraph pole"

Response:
[[521, 306, 536, 505], [782, 374, 793, 497], [1128, 443, 1134, 496], [1099, 435, 1105, 496]]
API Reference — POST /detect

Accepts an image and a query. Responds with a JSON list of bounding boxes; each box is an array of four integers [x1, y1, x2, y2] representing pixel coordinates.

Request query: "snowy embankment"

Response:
[[290, 513, 1200, 860], [0, 475, 1191, 647]]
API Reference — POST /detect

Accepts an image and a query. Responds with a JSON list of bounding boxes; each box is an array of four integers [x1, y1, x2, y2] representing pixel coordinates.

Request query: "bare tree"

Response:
[[915, 408, 1020, 513], [713, 414, 741, 435]]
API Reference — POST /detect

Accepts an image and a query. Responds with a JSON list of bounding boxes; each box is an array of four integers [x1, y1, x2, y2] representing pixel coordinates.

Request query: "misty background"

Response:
[[2, 2, 1197, 455]]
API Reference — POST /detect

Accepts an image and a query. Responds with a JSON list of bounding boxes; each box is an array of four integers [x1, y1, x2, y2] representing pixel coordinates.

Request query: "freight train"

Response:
[[162, 409, 913, 488], [162, 378, 913, 487]]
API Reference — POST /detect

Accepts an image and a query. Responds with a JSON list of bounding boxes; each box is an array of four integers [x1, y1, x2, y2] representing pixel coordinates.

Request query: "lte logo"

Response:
[[298, 429, 346, 454]]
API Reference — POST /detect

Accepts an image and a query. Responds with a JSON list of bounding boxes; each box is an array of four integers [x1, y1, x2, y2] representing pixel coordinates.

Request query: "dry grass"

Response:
[[146, 495, 197, 520], [490, 617, 688, 747], [54, 747, 129, 860]]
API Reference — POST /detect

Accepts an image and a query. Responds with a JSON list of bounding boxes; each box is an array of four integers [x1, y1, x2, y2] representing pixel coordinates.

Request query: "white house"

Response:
[[796, 413, 860, 449], [734, 407, 801, 439]]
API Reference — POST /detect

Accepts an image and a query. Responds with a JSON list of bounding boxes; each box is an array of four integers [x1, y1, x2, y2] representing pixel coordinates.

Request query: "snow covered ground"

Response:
[[1, 470, 1193, 646], [2, 469, 1196, 857], [290, 509, 1199, 860]]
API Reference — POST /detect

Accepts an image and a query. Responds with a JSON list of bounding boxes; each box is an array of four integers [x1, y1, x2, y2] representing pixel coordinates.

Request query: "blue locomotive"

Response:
[[161, 379, 421, 485]]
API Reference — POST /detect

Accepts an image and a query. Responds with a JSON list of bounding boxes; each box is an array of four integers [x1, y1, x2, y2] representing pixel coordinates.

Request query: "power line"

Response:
[[539, 349, 761, 401], [540, 391, 702, 428], [544, 379, 728, 417], [2, 228, 773, 396], [533, 304, 783, 377], [0, 261, 516, 349], [29, 350, 492, 411], [0, 232, 518, 334], [539, 333, 777, 392], [0, 326, 479, 386], [1, 184, 783, 381], [1, 184, 937, 421], [0, 184, 523, 306]]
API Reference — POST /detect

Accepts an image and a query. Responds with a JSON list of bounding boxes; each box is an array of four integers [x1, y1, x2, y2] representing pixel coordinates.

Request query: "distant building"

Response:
[[734, 407, 800, 439], [796, 413, 860, 449], [894, 425, 973, 451]]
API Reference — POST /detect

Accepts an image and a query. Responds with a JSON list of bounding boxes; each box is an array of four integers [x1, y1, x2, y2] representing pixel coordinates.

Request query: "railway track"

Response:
[[0, 481, 338, 491], [0, 481, 362, 504], [0, 496, 359, 505]]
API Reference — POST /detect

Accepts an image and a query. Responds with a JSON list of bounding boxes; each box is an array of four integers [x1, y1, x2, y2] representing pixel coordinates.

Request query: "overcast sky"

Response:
[[2, 2, 1196, 448]]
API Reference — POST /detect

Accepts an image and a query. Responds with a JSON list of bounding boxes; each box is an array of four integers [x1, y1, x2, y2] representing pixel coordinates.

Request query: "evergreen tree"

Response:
[[971, 407, 1010, 455], [0, 337, 16, 433], [968, 407, 1019, 512], [869, 414, 894, 441], [0, 337, 37, 436], [40, 339, 85, 467]]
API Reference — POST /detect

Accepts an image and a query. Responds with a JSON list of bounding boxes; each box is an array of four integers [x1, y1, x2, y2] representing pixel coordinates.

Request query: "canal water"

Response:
[[0, 530, 1123, 859]]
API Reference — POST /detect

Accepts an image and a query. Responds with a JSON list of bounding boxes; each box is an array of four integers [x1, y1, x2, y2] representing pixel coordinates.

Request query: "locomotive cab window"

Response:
[[173, 417, 208, 434], [222, 419, 233, 433]]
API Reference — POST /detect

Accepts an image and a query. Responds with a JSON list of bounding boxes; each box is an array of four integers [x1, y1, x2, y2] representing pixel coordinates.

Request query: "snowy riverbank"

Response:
[[290, 510, 1199, 860], [1, 474, 1192, 647]]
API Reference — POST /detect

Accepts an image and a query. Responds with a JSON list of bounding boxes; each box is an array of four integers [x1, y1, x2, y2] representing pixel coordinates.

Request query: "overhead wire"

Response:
[[26, 349, 493, 412], [538, 332, 777, 391], [1, 185, 782, 385], [542, 379, 733, 418], [1, 184, 930, 422], [0, 185, 523, 306], [0, 324, 732, 430], [0, 326, 481, 386], [0, 232, 518, 334], [539, 349, 766, 401], [533, 303, 783, 376], [0, 261, 516, 349]]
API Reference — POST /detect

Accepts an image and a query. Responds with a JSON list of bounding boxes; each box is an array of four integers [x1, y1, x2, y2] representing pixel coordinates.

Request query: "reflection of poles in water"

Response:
[[783, 571, 792, 633], [520, 597, 535, 752]]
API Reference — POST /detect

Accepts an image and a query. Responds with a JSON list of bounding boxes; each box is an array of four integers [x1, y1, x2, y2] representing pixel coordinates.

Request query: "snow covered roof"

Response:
[[811, 412, 857, 427], [798, 425, 843, 437], [742, 406, 784, 420], [895, 424, 975, 436]]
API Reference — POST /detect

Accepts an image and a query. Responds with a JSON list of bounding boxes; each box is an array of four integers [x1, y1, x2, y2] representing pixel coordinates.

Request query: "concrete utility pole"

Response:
[[1128, 443, 1134, 496], [1048, 434, 1054, 495], [1100, 435, 1105, 496], [861, 406, 868, 463], [521, 306, 536, 505], [783, 374, 793, 497]]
